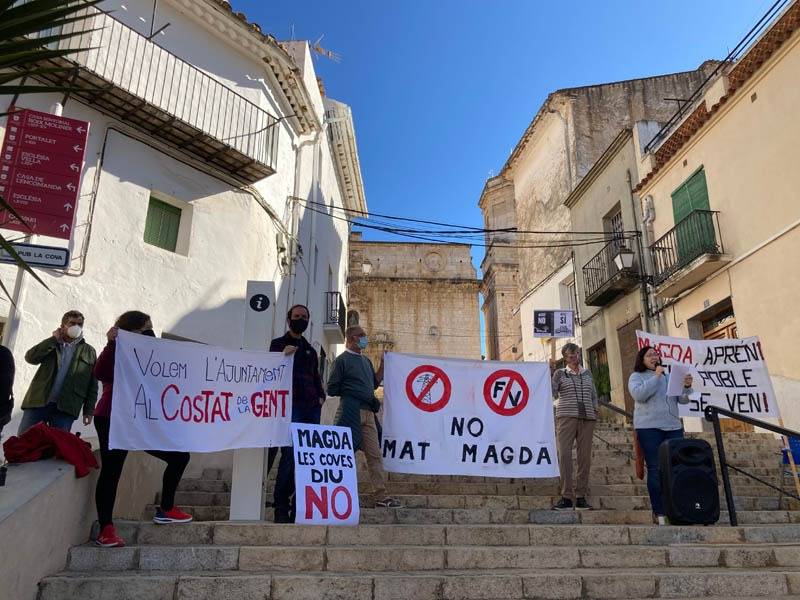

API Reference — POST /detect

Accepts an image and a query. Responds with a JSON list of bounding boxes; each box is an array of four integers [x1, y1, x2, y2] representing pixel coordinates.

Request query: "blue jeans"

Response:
[[636, 427, 684, 516], [18, 404, 76, 434], [273, 403, 322, 519]]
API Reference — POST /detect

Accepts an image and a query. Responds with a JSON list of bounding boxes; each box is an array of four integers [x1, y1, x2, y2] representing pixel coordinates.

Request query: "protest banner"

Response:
[[292, 423, 360, 526], [110, 330, 293, 452], [382, 353, 558, 478], [635, 331, 780, 420], [533, 309, 575, 338]]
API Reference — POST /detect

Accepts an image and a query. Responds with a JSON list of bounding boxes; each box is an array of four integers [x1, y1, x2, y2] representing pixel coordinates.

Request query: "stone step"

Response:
[[163, 491, 788, 512], [107, 521, 800, 548], [144, 504, 800, 525], [38, 567, 800, 599], [65, 542, 800, 573]]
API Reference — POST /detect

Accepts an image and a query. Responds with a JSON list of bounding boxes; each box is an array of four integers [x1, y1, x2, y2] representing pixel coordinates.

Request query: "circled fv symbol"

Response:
[[405, 365, 451, 412], [483, 369, 529, 416]]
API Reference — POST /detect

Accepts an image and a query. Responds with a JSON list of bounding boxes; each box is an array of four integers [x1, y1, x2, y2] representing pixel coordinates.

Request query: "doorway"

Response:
[[701, 304, 752, 432], [617, 316, 642, 421]]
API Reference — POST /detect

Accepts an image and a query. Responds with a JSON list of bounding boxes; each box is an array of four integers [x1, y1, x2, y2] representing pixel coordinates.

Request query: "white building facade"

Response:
[[0, 0, 365, 436]]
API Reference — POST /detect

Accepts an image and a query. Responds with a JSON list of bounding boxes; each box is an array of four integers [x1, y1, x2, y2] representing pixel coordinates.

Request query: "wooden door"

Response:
[[617, 317, 642, 421], [703, 310, 751, 432]]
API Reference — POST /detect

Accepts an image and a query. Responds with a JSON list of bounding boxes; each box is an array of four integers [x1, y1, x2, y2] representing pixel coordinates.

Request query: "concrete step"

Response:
[[65, 542, 800, 572], [163, 491, 787, 512], [106, 521, 800, 548], [38, 567, 800, 599]]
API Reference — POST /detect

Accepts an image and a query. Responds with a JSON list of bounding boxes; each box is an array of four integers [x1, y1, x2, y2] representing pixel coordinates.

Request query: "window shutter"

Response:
[[144, 198, 181, 252], [686, 169, 709, 211]]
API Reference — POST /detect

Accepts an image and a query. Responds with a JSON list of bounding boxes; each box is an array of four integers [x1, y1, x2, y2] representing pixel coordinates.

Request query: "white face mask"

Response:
[[66, 325, 83, 339]]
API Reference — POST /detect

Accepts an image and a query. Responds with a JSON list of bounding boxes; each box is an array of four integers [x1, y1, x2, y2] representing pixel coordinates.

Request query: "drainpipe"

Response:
[[627, 169, 655, 332]]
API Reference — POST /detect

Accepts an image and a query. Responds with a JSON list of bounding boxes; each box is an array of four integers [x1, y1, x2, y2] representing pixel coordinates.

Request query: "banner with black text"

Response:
[[382, 353, 558, 477], [110, 331, 293, 451], [635, 331, 780, 419]]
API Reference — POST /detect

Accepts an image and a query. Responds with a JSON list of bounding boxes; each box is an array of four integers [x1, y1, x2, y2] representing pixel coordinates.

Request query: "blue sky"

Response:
[[231, 0, 770, 270], [227, 1, 773, 356]]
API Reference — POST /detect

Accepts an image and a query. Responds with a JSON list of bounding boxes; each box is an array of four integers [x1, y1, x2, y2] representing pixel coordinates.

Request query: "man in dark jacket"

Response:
[[0, 344, 15, 440], [18, 310, 98, 434], [270, 304, 326, 523]]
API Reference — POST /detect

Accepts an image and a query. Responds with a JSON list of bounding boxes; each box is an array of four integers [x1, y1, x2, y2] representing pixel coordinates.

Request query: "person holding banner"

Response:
[[628, 346, 694, 524], [92, 311, 192, 548], [269, 304, 327, 523], [551, 343, 598, 511], [328, 326, 401, 508]]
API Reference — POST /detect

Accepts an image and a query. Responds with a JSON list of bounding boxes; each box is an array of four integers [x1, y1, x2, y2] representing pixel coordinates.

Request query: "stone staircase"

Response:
[[37, 427, 800, 599]]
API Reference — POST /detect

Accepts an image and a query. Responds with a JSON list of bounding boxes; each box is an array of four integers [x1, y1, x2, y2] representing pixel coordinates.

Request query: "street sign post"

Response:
[[0, 242, 69, 269], [230, 281, 278, 521], [0, 107, 89, 240]]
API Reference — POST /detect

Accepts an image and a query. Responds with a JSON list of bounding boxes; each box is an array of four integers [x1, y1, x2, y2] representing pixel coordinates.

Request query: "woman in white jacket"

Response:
[[628, 346, 694, 522]]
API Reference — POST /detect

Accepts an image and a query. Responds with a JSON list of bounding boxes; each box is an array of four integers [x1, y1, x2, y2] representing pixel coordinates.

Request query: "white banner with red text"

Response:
[[382, 353, 558, 478], [292, 423, 360, 526], [635, 331, 780, 420], [110, 330, 293, 452]]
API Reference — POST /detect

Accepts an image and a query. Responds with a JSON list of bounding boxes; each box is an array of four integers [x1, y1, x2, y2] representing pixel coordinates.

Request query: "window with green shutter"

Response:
[[144, 197, 181, 252], [671, 168, 714, 263]]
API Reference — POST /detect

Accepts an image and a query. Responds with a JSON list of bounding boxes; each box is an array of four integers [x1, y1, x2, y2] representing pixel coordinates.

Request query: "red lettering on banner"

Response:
[[638, 336, 693, 364], [160, 384, 233, 423], [162, 384, 180, 421], [304, 485, 353, 520], [250, 389, 290, 419]]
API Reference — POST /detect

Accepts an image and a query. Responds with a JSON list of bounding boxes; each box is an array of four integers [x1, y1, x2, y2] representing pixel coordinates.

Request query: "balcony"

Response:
[[23, 4, 278, 184], [323, 291, 346, 343], [582, 240, 641, 306], [651, 210, 730, 298]]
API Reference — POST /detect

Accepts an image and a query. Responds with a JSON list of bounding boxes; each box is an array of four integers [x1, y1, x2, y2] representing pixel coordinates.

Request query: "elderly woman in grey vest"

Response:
[[551, 343, 598, 511]]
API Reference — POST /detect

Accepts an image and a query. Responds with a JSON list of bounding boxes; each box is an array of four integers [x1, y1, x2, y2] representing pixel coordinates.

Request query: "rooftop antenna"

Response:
[[311, 34, 342, 63]]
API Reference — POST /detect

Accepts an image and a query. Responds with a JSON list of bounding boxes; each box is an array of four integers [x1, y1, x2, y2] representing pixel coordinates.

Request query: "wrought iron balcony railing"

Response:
[[582, 239, 640, 306], [324, 291, 346, 339], [650, 210, 724, 286], [22, 3, 279, 183]]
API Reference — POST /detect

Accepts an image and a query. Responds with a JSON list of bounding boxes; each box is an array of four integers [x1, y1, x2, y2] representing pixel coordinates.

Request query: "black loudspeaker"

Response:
[[659, 438, 720, 525]]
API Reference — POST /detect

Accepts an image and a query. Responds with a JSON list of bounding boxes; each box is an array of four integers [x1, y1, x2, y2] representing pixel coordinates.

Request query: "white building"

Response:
[[0, 0, 365, 437]]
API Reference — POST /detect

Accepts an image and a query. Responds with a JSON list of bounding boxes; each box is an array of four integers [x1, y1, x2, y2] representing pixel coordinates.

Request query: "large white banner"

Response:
[[635, 331, 780, 420], [382, 353, 558, 478], [110, 331, 293, 452], [292, 423, 359, 526]]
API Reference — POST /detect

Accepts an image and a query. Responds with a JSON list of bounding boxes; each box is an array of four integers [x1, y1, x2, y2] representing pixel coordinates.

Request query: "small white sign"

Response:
[[0, 242, 69, 268], [533, 310, 575, 338], [292, 423, 360, 526]]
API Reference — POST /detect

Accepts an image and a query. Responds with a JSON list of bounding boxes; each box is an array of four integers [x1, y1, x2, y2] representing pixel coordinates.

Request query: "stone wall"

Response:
[[348, 239, 481, 363]]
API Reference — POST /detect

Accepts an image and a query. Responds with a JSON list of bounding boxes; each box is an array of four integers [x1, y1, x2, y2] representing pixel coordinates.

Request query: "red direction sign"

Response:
[[483, 369, 529, 416], [0, 107, 89, 241], [405, 365, 451, 412]]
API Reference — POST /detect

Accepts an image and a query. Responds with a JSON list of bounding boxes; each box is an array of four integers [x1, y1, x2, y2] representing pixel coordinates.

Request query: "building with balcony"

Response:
[[633, 0, 800, 429], [346, 234, 482, 366], [564, 123, 661, 417], [0, 0, 365, 439], [479, 62, 720, 368]]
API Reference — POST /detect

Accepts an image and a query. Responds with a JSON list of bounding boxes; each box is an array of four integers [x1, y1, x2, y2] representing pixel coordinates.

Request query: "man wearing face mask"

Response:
[[328, 325, 401, 508], [269, 304, 326, 523], [18, 310, 98, 434]]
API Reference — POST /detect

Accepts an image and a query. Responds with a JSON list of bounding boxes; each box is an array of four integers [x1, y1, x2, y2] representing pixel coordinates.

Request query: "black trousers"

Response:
[[94, 416, 190, 527]]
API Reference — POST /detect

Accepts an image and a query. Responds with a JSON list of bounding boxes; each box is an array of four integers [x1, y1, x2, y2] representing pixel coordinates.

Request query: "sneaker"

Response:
[[575, 497, 593, 511], [552, 497, 573, 511], [153, 506, 193, 524], [95, 524, 125, 547], [657, 515, 669, 526], [375, 497, 403, 508], [274, 512, 292, 524]]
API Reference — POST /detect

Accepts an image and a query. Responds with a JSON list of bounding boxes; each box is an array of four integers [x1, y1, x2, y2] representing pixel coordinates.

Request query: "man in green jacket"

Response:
[[18, 310, 98, 434], [328, 325, 401, 508]]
